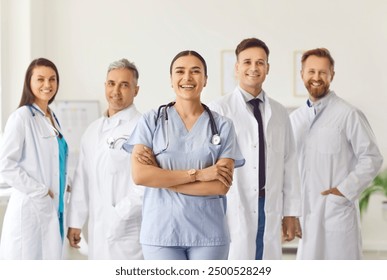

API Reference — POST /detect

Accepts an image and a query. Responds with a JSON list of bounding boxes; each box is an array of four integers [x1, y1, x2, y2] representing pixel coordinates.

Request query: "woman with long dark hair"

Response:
[[0, 58, 68, 259]]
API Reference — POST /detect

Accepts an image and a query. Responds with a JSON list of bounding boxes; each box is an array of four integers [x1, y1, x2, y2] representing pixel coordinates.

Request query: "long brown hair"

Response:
[[18, 58, 60, 108]]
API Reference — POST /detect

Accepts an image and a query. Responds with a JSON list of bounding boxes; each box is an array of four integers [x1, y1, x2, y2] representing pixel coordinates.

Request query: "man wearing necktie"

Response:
[[210, 38, 302, 260]]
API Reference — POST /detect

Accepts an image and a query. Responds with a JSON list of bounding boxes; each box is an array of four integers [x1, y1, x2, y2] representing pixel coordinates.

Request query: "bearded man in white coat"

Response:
[[66, 59, 143, 259], [210, 38, 302, 260], [290, 48, 383, 259]]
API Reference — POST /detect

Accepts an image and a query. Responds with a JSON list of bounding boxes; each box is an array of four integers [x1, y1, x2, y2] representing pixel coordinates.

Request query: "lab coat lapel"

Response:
[[262, 91, 272, 132]]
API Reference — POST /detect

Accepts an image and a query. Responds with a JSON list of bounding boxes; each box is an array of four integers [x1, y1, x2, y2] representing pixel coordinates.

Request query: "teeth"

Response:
[[181, 85, 194, 88], [311, 82, 322, 87]]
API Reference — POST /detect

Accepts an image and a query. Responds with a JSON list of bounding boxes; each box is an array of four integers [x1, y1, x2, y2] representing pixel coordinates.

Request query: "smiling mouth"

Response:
[[310, 81, 323, 87], [180, 85, 195, 89], [246, 73, 260, 77]]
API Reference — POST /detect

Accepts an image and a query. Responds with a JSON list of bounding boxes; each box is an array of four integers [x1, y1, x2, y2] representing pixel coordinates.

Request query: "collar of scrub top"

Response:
[[153, 101, 221, 156], [28, 103, 62, 138]]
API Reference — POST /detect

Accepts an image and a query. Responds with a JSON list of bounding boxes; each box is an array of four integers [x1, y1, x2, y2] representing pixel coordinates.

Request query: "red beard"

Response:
[[305, 80, 330, 100]]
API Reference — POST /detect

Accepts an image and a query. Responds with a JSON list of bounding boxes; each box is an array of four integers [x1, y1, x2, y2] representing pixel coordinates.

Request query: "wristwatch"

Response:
[[188, 169, 197, 182]]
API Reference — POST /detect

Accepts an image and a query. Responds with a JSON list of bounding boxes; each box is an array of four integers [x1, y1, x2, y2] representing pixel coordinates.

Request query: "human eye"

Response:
[[49, 77, 57, 82], [257, 60, 266, 66], [192, 68, 202, 74], [120, 82, 130, 89], [106, 81, 115, 87]]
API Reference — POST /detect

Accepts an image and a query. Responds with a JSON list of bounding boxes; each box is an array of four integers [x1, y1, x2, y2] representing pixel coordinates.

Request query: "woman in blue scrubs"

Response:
[[124, 50, 244, 260]]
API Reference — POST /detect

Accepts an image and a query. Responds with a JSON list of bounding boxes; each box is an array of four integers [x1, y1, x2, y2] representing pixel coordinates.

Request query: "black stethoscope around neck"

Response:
[[28, 104, 63, 139], [154, 102, 220, 156]]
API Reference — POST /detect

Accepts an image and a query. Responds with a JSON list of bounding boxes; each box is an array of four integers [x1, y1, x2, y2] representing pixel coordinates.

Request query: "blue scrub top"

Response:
[[124, 105, 244, 247]]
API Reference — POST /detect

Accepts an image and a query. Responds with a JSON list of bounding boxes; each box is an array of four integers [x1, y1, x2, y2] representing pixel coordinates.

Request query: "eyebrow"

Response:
[[174, 66, 202, 70], [36, 74, 56, 78]]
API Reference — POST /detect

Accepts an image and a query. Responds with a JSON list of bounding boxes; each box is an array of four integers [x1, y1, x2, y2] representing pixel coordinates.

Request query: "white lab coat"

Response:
[[290, 92, 383, 259], [67, 105, 144, 260], [0, 104, 66, 259], [210, 88, 301, 259]]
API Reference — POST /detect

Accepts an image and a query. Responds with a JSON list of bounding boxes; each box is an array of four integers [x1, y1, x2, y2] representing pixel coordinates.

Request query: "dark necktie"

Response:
[[248, 99, 266, 190]]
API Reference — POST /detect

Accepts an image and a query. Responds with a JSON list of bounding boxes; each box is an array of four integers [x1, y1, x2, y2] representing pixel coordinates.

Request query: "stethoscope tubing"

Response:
[[155, 102, 220, 148], [28, 104, 63, 138]]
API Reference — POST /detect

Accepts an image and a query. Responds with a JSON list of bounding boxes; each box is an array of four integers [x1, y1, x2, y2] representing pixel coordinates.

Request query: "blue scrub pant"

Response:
[[142, 244, 230, 260], [255, 196, 265, 260]]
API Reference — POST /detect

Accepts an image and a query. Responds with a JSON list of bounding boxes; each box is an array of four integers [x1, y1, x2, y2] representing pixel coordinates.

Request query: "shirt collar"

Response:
[[306, 90, 334, 115], [237, 85, 265, 104], [104, 104, 138, 124]]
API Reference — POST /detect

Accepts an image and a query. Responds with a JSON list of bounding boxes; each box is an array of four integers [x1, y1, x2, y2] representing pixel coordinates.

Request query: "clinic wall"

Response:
[[0, 0, 32, 132], [1, 0, 387, 251]]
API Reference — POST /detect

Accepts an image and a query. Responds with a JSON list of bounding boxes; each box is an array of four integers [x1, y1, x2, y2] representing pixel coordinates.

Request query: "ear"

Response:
[[203, 76, 208, 87], [134, 86, 139, 97], [234, 61, 239, 75], [266, 63, 270, 75], [330, 70, 335, 82]]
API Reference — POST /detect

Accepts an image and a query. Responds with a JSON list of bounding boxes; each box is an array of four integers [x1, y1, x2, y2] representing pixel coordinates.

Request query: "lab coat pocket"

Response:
[[317, 127, 341, 154], [108, 149, 131, 173], [106, 206, 134, 241], [324, 194, 356, 232], [29, 195, 55, 216]]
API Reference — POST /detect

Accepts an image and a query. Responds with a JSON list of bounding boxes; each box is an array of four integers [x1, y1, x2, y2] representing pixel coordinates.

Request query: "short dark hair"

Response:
[[18, 58, 60, 108], [235, 38, 270, 61], [169, 50, 208, 77], [301, 48, 335, 71]]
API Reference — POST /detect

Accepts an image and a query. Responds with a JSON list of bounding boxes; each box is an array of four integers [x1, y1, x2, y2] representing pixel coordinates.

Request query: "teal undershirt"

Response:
[[57, 135, 68, 240]]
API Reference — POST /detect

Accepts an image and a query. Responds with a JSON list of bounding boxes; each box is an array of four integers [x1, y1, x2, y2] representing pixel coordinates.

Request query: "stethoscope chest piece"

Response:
[[211, 134, 221, 145], [107, 137, 115, 149]]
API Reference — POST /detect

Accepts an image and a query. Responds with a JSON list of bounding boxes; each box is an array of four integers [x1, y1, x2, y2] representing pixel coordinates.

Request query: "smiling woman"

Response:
[[122, 50, 245, 260], [0, 58, 68, 260]]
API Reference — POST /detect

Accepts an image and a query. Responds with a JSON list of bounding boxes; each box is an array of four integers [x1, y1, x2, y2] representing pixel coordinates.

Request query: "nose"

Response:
[[113, 83, 121, 93], [250, 63, 259, 71], [44, 78, 51, 88], [183, 71, 192, 81], [312, 72, 321, 80]]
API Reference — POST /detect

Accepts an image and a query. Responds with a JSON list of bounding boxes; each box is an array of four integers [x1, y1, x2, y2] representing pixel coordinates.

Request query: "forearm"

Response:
[[172, 180, 229, 196], [132, 145, 234, 192], [132, 156, 193, 188]]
